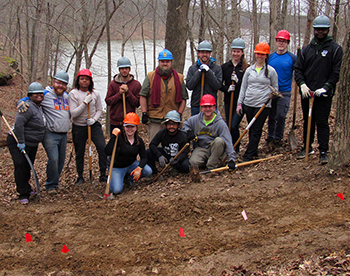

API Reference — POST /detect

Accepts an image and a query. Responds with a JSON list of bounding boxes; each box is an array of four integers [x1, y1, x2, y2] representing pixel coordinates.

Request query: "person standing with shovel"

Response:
[[105, 57, 141, 134], [186, 41, 222, 116], [295, 15, 343, 164], [236, 42, 278, 162], [68, 69, 107, 185]]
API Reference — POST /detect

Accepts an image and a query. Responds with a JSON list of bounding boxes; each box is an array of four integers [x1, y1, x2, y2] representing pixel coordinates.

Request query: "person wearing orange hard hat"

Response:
[[237, 42, 278, 162], [104, 112, 152, 195], [183, 94, 236, 171], [266, 30, 297, 149], [68, 69, 107, 185]]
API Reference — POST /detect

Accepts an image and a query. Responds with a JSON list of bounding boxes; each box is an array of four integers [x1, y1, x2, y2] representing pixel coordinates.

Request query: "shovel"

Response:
[[87, 94, 93, 184], [103, 135, 119, 199], [288, 81, 299, 150], [305, 92, 314, 162]]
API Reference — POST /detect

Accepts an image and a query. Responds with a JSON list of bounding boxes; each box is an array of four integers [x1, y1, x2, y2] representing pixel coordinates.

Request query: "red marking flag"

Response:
[[179, 227, 185, 237], [25, 233, 32, 242], [61, 245, 69, 253], [337, 191, 344, 200]]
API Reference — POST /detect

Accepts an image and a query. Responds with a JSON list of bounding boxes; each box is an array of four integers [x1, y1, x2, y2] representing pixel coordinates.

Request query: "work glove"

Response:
[[231, 73, 239, 83], [300, 84, 311, 99], [83, 94, 92, 104], [142, 112, 149, 124], [169, 157, 178, 166], [112, 128, 121, 137], [228, 160, 236, 172], [236, 104, 243, 115], [86, 118, 96, 126], [17, 101, 29, 113], [228, 84, 235, 93], [186, 129, 197, 142], [158, 156, 168, 168], [17, 143, 25, 152], [314, 88, 328, 97], [199, 64, 209, 72], [130, 166, 142, 181]]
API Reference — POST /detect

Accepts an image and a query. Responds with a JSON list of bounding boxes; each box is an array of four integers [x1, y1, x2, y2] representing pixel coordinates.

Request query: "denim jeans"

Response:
[[191, 106, 200, 116], [110, 160, 152, 194], [42, 131, 67, 190], [224, 102, 243, 151]]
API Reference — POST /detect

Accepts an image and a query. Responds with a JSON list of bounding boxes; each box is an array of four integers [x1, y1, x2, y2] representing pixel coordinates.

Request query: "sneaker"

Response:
[[47, 189, 57, 194], [320, 152, 329, 164], [75, 176, 85, 186], [99, 174, 108, 183], [297, 147, 315, 159], [20, 198, 29, 205]]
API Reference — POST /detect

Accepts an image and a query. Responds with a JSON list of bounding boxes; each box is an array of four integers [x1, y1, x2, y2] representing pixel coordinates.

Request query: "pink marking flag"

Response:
[[337, 191, 344, 201], [241, 210, 248, 221], [25, 233, 32, 242], [179, 227, 185, 237]]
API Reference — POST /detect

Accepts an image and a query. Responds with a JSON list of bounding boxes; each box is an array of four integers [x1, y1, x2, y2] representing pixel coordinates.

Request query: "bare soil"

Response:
[[0, 75, 349, 275]]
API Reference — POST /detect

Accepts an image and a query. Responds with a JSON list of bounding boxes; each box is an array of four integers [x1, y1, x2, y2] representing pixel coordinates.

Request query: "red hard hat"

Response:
[[254, 42, 270, 55], [77, 69, 93, 80], [200, 94, 216, 106], [123, 112, 140, 125], [275, 30, 290, 42]]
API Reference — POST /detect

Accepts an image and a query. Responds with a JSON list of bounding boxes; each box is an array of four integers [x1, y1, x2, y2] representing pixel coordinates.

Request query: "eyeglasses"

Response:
[[276, 39, 288, 43], [54, 80, 67, 86]]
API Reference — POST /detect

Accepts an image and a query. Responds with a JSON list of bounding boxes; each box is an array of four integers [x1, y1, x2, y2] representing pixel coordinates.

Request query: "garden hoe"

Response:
[[0, 110, 41, 199], [288, 81, 299, 151], [200, 154, 283, 175]]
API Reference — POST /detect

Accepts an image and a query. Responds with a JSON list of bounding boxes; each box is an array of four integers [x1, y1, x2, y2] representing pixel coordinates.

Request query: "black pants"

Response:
[[242, 105, 270, 160], [7, 135, 38, 199], [146, 148, 190, 173], [301, 95, 333, 152], [72, 122, 107, 177]]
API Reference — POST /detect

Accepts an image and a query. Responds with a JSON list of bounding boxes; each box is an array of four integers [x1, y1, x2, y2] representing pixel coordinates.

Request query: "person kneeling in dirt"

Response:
[[105, 112, 152, 195], [182, 94, 236, 171], [147, 110, 190, 174]]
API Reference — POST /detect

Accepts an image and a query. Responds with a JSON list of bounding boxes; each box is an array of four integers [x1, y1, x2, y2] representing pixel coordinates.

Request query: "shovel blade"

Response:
[[288, 130, 298, 151]]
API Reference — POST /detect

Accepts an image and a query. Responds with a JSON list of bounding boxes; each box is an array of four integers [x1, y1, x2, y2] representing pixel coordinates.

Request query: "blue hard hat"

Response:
[[158, 49, 173, 60]]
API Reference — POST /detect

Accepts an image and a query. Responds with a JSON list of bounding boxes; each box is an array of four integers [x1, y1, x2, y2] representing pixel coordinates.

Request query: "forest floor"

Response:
[[0, 74, 349, 275]]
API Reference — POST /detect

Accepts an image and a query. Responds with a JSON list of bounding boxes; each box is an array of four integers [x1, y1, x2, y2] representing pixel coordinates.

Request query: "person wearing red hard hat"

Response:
[[183, 94, 236, 171], [68, 69, 107, 185], [237, 42, 278, 162], [266, 30, 297, 149], [104, 112, 152, 196]]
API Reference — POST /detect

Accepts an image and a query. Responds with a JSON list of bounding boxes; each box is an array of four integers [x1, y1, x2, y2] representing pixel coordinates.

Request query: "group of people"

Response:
[[8, 14, 343, 204]]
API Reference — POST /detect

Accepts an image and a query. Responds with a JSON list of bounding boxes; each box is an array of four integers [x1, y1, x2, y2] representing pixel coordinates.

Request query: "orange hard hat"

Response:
[[77, 69, 93, 80], [254, 42, 270, 55], [275, 30, 290, 42], [200, 94, 216, 106], [123, 112, 140, 125]]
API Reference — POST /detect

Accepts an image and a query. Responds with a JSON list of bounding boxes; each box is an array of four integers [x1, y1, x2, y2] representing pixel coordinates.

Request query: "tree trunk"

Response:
[[269, 0, 278, 52], [105, 0, 112, 137], [329, 29, 350, 168], [303, 0, 316, 48], [198, 0, 205, 43], [165, 0, 191, 74], [332, 0, 340, 42]]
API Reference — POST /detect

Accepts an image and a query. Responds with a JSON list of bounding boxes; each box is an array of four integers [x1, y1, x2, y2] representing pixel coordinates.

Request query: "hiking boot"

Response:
[[99, 174, 108, 183], [75, 176, 85, 186], [319, 152, 329, 164], [20, 198, 29, 205], [274, 140, 282, 148], [297, 147, 315, 159], [47, 188, 57, 194], [266, 138, 274, 147]]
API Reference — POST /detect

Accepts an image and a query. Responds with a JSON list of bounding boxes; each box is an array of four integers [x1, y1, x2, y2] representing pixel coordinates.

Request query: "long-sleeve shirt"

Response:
[[68, 89, 103, 126]]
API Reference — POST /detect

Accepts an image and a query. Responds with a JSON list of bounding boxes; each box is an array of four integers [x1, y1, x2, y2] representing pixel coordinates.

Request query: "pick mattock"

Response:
[[200, 154, 283, 175], [103, 135, 119, 199], [152, 143, 190, 183], [305, 92, 314, 162], [288, 80, 299, 150], [233, 85, 282, 148], [87, 93, 93, 184], [200, 71, 205, 98], [0, 110, 40, 198]]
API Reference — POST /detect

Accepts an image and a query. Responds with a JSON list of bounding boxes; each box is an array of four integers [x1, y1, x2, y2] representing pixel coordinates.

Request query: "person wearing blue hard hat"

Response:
[[140, 49, 188, 141]]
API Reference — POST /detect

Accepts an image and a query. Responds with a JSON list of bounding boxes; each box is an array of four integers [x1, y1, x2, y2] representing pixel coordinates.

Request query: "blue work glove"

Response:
[[86, 118, 96, 126], [158, 156, 168, 168], [231, 73, 239, 83], [17, 143, 26, 152], [199, 64, 209, 72], [314, 88, 328, 97], [228, 84, 235, 93]]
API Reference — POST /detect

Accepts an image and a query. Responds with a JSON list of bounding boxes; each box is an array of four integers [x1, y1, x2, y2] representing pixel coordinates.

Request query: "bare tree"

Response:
[[303, 0, 316, 48]]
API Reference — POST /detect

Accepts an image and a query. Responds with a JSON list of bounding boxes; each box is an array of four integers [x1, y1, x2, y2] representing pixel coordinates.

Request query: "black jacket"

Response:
[[220, 60, 245, 105], [295, 36, 343, 96]]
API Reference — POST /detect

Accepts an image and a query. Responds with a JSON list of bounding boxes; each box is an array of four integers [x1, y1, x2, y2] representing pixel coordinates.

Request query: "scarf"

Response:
[[151, 67, 183, 108]]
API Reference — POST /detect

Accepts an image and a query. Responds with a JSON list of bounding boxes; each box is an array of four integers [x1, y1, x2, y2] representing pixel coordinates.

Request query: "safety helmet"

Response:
[[198, 40, 212, 52], [275, 30, 290, 42], [123, 112, 140, 126], [54, 70, 69, 84], [231, 38, 246, 49], [162, 110, 181, 124], [254, 42, 270, 54], [77, 69, 92, 80], [313, 15, 331, 28], [28, 82, 45, 94], [117, 57, 131, 68], [200, 94, 216, 106], [158, 49, 173, 60]]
